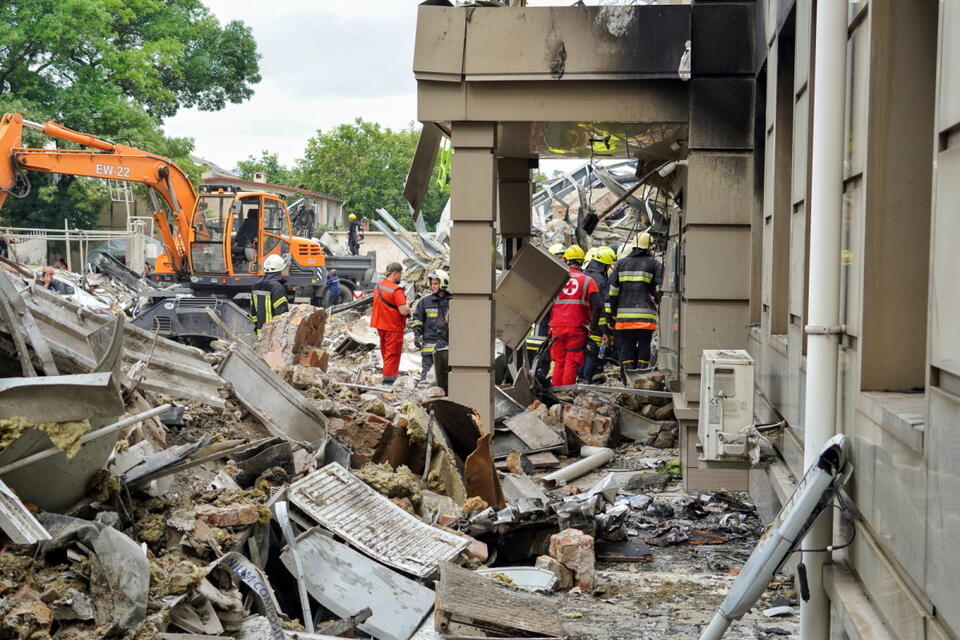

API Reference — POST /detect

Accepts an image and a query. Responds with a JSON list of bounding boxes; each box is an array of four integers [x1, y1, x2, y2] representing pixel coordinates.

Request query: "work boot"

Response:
[[382, 376, 396, 386]]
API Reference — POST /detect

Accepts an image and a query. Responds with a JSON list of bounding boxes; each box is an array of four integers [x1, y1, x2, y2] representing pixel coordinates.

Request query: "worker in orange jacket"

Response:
[[370, 262, 410, 384], [548, 245, 602, 387]]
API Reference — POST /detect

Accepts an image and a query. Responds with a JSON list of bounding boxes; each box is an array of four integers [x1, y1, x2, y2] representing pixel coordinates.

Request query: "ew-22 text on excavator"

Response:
[[0, 113, 372, 343]]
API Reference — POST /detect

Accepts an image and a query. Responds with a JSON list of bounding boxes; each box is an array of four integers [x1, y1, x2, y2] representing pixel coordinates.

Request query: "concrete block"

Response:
[[548, 528, 595, 591]]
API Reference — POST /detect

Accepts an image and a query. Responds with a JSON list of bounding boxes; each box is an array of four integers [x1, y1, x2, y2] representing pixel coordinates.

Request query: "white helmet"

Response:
[[428, 269, 450, 291], [263, 254, 285, 273]]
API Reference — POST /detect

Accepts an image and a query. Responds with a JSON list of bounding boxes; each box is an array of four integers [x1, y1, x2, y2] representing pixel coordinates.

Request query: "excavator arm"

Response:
[[0, 112, 196, 276]]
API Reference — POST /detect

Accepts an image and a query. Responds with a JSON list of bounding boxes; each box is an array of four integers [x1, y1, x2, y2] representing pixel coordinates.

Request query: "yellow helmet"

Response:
[[348, 213, 357, 221], [583, 247, 598, 264], [595, 246, 617, 265], [562, 245, 586, 262], [548, 243, 566, 256], [635, 232, 652, 250]]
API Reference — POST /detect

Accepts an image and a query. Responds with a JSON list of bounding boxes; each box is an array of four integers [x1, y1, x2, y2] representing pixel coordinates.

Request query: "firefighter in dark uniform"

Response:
[[608, 232, 663, 376], [411, 269, 451, 384], [250, 254, 290, 336], [347, 213, 364, 256]]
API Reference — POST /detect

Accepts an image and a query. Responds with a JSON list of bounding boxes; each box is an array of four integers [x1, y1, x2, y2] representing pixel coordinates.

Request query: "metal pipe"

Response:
[[540, 446, 614, 488], [0, 404, 172, 476], [699, 612, 731, 640], [800, 0, 847, 637]]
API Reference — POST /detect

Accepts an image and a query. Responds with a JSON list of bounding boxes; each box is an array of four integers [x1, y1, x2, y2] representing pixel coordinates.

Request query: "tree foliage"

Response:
[[0, 0, 260, 229], [298, 118, 449, 230], [236, 151, 302, 190]]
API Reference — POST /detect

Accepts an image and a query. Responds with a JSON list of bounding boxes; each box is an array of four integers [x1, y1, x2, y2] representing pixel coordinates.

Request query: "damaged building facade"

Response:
[[414, 1, 960, 639]]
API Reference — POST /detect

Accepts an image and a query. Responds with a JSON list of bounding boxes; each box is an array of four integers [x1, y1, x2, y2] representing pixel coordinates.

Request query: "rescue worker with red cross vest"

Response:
[[548, 245, 602, 387], [370, 262, 410, 385], [608, 232, 663, 375]]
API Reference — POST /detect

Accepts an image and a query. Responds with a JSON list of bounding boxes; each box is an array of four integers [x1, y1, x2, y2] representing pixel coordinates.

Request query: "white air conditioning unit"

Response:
[[698, 349, 755, 463]]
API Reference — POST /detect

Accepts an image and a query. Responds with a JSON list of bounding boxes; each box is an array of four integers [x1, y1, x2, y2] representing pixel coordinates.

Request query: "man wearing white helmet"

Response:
[[410, 269, 451, 384], [250, 254, 290, 336]]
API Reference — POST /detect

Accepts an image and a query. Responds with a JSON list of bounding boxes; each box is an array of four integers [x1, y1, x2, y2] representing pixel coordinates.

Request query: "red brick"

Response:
[[195, 503, 259, 528], [548, 528, 595, 591]]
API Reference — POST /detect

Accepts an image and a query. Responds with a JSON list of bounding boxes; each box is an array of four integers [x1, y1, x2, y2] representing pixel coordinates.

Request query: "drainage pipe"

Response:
[[800, 0, 848, 638], [540, 446, 614, 488]]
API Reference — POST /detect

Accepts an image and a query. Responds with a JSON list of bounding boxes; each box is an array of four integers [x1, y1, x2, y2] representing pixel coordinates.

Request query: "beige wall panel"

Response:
[[926, 387, 960, 634], [679, 300, 750, 371], [498, 181, 532, 236], [449, 223, 496, 294], [463, 80, 689, 124], [418, 82, 467, 122], [848, 526, 927, 640], [685, 153, 755, 225], [930, 147, 960, 376], [762, 216, 773, 308], [765, 43, 779, 135], [448, 370, 495, 434], [939, 0, 960, 132], [451, 150, 496, 221], [785, 321, 805, 437], [788, 205, 807, 318], [841, 182, 862, 338], [794, 0, 811, 94], [449, 297, 494, 368], [683, 226, 753, 299], [413, 6, 466, 79], [659, 294, 680, 376], [461, 6, 687, 79], [853, 406, 927, 590], [686, 466, 750, 492], [845, 20, 870, 179], [791, 89, 809, 205]]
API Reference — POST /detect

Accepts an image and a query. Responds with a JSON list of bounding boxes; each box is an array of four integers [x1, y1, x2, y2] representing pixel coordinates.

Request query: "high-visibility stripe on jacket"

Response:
[[549, 266, 599, 328], [608, 248, 663, 330], [371, 278, 407, 331], [411, 292, 450, 345], [250, 274, 289, 335]]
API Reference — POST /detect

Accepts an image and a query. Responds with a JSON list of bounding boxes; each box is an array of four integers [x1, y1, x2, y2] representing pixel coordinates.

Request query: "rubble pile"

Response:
[[0, 264, 798, 640]]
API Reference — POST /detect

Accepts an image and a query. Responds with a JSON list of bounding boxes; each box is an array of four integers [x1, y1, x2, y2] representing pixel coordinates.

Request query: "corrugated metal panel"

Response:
[[288, 463, 468, 578]]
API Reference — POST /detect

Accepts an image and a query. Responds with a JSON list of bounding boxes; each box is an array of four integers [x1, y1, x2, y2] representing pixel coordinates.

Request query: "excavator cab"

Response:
[[190, 190, 292, 278]]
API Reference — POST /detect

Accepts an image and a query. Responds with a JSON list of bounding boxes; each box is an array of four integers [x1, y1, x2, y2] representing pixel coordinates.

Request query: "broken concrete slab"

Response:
[[493, 243, 569, 351], [220, 342, 327, 446], [0, 371, 123, 423], [288, 463, 468, 578], [0, 478, 50, 543], [500, 473, 550, 502], [504, 411, 564, 451], [281, 529, 434, 640], [0, 271, 225, 407]]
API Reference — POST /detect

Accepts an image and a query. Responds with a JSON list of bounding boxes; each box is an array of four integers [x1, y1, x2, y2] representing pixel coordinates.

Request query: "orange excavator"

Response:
[[0, 112, 365, 342]]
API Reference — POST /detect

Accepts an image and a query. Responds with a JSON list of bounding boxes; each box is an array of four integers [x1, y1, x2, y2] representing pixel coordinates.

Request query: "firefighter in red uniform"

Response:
[[548, 245, 602, 387], [370, 262, 410, 385]]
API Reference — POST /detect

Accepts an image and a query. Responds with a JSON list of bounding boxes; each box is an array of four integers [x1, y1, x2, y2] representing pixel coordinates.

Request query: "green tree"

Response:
[[298, 118, 449, 230], [0, 0, 260, 229], [236, 151, 301, 189]]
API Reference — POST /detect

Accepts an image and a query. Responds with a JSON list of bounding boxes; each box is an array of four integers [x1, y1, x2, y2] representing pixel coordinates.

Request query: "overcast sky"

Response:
[[164, 0, 424, 171], [164, 0, 580, 174]]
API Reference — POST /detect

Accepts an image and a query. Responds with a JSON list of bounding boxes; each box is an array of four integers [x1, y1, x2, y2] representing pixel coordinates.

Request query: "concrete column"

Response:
[[498, 157, 533, 267], [448, 122, 497, 432], [680, 0, 757, 491]]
